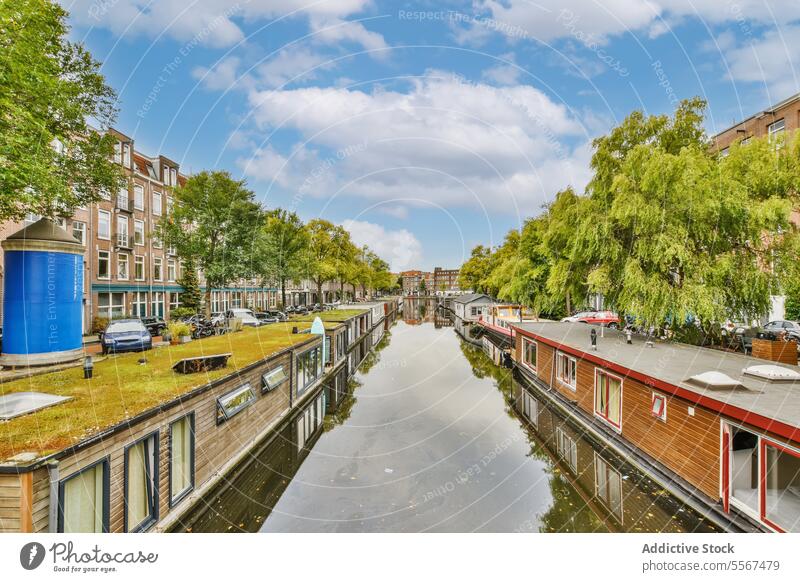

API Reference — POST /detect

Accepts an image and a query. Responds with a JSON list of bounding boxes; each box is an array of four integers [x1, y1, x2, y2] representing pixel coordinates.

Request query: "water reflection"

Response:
[[174, 303, 719, 532]]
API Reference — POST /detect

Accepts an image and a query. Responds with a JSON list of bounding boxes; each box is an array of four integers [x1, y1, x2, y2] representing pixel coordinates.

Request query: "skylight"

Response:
[[684, 371, 745, 391], [0, 392, 71, 421], [743, 364, 800, 383]]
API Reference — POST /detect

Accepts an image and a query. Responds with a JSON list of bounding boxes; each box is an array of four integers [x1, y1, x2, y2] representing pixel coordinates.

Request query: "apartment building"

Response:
[[433, 267, 460, 293], [0, 128, 279, 333], [712, 92, 800, 321], [401, 267, 460, 295]]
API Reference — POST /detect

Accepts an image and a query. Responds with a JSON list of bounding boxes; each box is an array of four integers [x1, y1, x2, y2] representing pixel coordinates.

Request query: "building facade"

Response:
[[401, 267, 460, 295]]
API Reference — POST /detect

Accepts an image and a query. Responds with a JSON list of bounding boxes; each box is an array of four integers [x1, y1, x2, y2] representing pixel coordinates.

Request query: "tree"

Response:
[[459, 245, 492, 292], [176, 256, 202, 312], [0, 0, 123, 220], [575, 100, 799, 329], [159, 171, 262, 316], [258, 209, 308, 308], [305, 219, 343, 304], [419, 278, 427, 294]]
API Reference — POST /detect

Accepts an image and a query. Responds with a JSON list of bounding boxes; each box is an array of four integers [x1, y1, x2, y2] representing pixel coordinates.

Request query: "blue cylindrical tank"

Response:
[[1, 218, 84, 366]]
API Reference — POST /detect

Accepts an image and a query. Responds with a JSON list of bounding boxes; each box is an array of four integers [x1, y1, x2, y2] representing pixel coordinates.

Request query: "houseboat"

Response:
[[0, 301, 398, 533], [450, 294, 494, 342], [509, 320, 800, 533], [477, 304, 541, 349]]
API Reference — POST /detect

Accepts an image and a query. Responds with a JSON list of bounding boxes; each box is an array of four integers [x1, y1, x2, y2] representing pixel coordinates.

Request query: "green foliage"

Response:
[[0, 0, 123, 220], [460, 97, 800, 330], [259, 209, 309, 306], [91, 316, 109, 334], [176, 256, 202, 312], [167, 321, 192, 338], [169, 307, 196, 320], [159, 171, 262, 313]]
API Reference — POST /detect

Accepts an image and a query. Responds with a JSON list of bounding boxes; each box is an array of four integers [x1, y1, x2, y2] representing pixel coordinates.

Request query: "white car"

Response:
[[561, 310, 597, 323], [225, 308, 262, 327]]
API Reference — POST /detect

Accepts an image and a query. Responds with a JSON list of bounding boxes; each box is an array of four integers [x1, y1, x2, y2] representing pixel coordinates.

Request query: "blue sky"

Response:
[[63, 0, 800, 271]]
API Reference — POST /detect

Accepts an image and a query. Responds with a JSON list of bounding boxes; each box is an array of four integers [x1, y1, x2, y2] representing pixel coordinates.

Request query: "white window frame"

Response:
[[153, 256, 163, 281], [116, 215, 129, 247], [97, 250, 111, 280], [521, 337, 537, 372], [134, 255, 145, 281], [97, 209, 111, 240], [167, 258, 176, 282], [72, 220, 86, 246], [651, 392, 667, 422], [152, 191, 162, 216], [134, 219, 145, 246], [134, 184, 145, 210], [117, 253, 129, 281], [555, 351, 577, 391], [594, 368, 623, 432]]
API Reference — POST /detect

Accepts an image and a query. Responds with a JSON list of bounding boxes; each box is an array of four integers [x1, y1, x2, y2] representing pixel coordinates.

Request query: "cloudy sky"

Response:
[[64, 0, 800, 271]]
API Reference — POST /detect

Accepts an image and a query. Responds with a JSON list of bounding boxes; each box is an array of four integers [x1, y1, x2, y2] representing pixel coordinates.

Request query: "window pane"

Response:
[[62, 463, 105, 533], [171, 417, 193, 501], [764, 443, 800, 532], [127, 441, 149, 529]]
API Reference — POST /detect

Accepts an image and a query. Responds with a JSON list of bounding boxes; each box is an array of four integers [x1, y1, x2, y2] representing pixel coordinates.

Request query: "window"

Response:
[[134, 255, 145, 281], [134, 219, 145, 246], [556, 427, 578, 473], [98, 209, 111, 239], [117, 253, 129, 280], [166, 196, 173, 214], [117, 186, 130, 211], [556, 352, 577, 391], [153, 256, 163, 281], [58, 459, 109, 533], [117, 215, 129, 247], [151, 291, 164, 317], [72, 221, 86, 245], [216, 383, 256, 424], [336, 330, 346, 361], [152, 191, 162, 215], [132, 291, 147, 317], [594, 453, 623, 522], [520, 390, 538, 428], [719, 147, 730, 158], [171, 168, 177, 186], [262, 366, 288, 393], [768, 118, 786, 142], [167, 258, 176, 282], [169, 415, 194, 506], [761, 440, 800, 532], [97, 292, 125, 318], [741, 136, 752, 145], [295, 392, 326, 452], [124, 433, 159, 532], [134, 185, 144, 210], [651, 392, 667, 421], [169, 292, 180, 311], [594, 370, 622, 430], [522, 338, 537, 371], [98, 250, 111, 280], [152, 232, 163, 249], [296, 344, 323, 396]]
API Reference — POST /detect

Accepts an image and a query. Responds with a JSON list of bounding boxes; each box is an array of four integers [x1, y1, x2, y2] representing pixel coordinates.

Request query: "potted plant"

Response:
[[167, 321, 192, 345]]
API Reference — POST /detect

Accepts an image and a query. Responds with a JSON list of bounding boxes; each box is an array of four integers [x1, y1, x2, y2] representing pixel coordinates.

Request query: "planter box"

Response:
[[751, 338, 798, 365]]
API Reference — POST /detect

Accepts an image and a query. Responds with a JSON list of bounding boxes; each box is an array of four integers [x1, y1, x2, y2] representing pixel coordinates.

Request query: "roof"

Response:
[[711, 91, 800, 139], [7, 218, 80, 245], [512, 321, 800, 437], [453, 293, 493, 304]]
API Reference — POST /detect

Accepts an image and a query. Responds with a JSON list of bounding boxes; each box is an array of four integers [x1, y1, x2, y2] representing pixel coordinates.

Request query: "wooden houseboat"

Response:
[[509, 321, 800, 532], [477, 304, 541, 349], [0, 302, 397, 533]]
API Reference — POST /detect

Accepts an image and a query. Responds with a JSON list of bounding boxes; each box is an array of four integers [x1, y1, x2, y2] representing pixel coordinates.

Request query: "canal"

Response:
[[174, 300, 720, 533]]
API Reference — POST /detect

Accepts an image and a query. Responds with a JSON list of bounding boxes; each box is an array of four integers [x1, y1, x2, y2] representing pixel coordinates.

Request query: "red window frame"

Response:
[[759, 438, 800, 533], [651, 392, 666, 421], [594, 369, 623, 430]]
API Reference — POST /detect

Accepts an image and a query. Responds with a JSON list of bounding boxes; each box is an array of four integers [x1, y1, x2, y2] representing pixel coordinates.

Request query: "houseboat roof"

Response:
[[512, 321, 800, 439], [0, 323, 320, 464], [290, 308, 369, 323], [453, 293, 493, 304]]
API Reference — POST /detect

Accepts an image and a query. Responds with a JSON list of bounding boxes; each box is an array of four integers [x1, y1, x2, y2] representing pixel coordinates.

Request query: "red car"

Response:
[[577, 310, 620, 328]]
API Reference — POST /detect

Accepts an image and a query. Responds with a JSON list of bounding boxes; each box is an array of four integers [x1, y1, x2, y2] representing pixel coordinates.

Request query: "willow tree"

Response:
[[458, 245, 492, 293], [575, 99, 800, 329]]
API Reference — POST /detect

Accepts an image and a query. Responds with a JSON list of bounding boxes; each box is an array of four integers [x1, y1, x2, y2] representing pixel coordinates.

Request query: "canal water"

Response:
[[175, 299, 719, 533]]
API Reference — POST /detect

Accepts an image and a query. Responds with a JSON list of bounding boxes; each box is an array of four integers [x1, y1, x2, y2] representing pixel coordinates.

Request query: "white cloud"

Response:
[[238, 73, 594, 213], [723, 26, 800, 101], [256, 48, 336, 88], [342, 220, 423, 272], [377, 205, 410, 219], [192, 56, 243, 91], [67, 0, 385, 50], [472, 0, 800, 43], [482, 53, 522, 85]]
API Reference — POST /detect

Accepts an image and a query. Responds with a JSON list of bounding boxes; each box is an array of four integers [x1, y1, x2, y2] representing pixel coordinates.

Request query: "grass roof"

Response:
[[0, 323, 316, 462], [289, 309, 367, 323]]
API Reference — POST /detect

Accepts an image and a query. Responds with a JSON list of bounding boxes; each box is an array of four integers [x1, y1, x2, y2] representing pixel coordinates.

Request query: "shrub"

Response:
[[91, 316, 109, 334], [167, 321, 192, 338], [169, 307, 196, 320]]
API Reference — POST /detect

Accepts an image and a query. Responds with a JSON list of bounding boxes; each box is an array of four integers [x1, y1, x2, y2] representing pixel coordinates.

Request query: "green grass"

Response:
[[289, 309, 367, 322], [0, 324, 315, 462]]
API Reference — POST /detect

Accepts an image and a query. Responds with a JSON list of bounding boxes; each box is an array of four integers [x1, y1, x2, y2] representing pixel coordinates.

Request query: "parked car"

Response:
[[266, 310, 288, 322], [294, 306, 309, 315], [139, 316, 167, 337], [254, 312, 278, 324], [760, 320, 800, 341], [210, 312, 225, 326], [561, 311, 597, 323], [577, 311, 620, 328], [225, 308, 262, 327], [101, 319, 152, 355]]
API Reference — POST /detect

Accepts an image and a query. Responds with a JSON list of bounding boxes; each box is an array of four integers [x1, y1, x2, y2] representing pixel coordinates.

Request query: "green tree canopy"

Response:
[[258, 209, 309, 308], [458, 245, 492, 293], [0, 0, 123, 220], [159, 171, 262, 315]]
